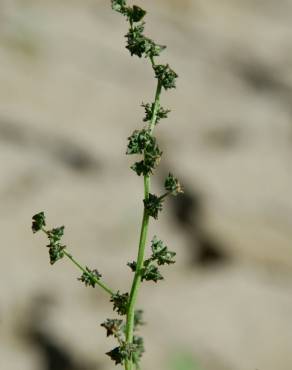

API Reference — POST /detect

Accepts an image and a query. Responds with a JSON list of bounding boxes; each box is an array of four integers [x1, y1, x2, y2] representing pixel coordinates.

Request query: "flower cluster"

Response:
[[143, 193, 164, 219], [153, 64, 178, 90], [112, 1, 146, 23], [102, 310, 144, 366], [127, 129, 162, 176], [126, 129, 154, 155], [32, 212, 66, 265], [110, 291, 129, 316], [128, 237, 176, 282], [106, 342, 136, 365], [164, 173, 183, 196], [150, 236, 176, 265], [78, 267, 102, 287], [101, 319, 124, 337], [32, 211, 46, 232], [142, 102, 170, 125], [143, 174, 183, 219], [126, 23, 165, 58], [106, 338, 144, 366], [111, 1, 166, 60]]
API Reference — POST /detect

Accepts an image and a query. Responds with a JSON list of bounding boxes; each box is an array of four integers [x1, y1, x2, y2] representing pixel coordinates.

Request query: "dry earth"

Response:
[[0, 1, 292, 370]]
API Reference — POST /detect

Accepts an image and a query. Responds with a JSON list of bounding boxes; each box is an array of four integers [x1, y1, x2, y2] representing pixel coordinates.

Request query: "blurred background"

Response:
[[1, 0, 292, 369]]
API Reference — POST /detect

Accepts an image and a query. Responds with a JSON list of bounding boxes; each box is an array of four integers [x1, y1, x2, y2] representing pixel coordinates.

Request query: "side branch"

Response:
[[64, 251, 114, 295]]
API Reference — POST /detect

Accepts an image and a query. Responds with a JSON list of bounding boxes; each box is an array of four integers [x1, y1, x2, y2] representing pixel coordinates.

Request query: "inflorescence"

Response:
[[31, 1, 183, 369]]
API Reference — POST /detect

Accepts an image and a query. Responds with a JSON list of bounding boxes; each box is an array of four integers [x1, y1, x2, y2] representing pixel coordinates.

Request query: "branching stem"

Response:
[[63, 250, 114, 295], [32, 3, 180, 369]]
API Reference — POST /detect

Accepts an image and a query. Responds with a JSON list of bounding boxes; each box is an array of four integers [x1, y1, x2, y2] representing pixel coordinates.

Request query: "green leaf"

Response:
[[142, 102, 170, 124]]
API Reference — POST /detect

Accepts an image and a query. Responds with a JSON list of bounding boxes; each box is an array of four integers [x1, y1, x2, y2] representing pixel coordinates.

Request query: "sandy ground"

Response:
[[1, 1, 292, 370]]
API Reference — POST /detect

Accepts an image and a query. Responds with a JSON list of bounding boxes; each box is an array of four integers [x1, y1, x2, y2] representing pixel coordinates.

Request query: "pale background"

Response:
[[1, 1, 292, 370]]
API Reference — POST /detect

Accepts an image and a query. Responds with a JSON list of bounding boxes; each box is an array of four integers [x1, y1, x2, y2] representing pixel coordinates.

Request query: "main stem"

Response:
[[125, 78, 162, 370]]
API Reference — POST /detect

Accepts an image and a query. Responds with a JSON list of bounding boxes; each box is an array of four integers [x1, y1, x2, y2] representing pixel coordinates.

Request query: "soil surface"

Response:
[[1, 1, 292, 370]]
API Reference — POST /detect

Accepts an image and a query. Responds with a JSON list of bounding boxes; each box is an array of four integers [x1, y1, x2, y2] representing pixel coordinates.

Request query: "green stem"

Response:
[[159, 191, 171, 201], [42, 228, 114, 296], [124, 76, 162, 370], [125, 208, 149, 370], [63, 250, 114, 296]]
